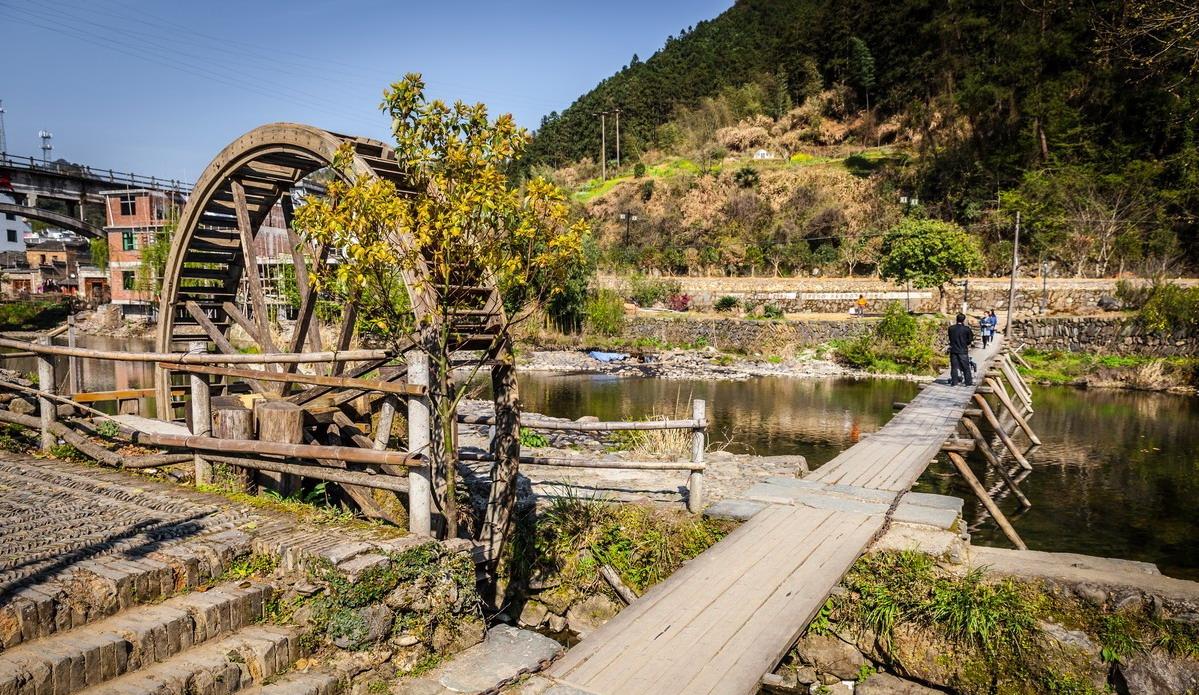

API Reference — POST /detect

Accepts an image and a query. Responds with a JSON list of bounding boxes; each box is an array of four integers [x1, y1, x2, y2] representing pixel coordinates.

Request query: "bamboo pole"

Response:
[[688, 399, 706, 513], [1009, 349, 1032, 370], [457, 414, 705, 432], [36, 336, 55, 450], [205, 455, 411, 493], [947, 451, 1027, 550], [161, 363, 426, 397], [458, 450, 704, 471], [407, 350, 432, 536], [373, 395, 399, 450], [959, 416, 1031, 508], [985, 377, 1041, 445], [0, 409, 188, 469], [0, 351, 36, 359], [127, 429, 420, 466], [972, 394, 1032, 470], [0, 337, 391, 364], [188, 341, 213, 486]]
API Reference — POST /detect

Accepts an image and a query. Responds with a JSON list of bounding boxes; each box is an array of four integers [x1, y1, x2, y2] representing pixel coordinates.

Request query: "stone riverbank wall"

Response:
[[623, 314, 1199, 356], [599, 275, 1199, 315], [1012, 316, 1199, 356]]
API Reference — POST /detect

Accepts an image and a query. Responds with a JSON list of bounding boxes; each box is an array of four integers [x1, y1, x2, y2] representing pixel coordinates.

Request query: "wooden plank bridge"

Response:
[[546, 338, 1007, 695]]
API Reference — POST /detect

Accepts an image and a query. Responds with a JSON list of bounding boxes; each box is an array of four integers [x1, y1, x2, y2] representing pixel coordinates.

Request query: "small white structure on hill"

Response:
[[753, 149, 775, 160]]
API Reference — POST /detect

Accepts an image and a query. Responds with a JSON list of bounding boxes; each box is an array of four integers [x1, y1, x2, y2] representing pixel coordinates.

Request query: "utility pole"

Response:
[[613, 107, 621, 170], [595, 111, 608, 181], [1006, 211, 1020, 333], [0, 100, 7, 154], [39, 130, 53, 163]]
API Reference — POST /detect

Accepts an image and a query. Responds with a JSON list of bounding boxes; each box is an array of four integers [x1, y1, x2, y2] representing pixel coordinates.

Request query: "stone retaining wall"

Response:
[[600, 275, 1199, 315], [1012, 316, 1199, 356], [624, 315, 874, 353]]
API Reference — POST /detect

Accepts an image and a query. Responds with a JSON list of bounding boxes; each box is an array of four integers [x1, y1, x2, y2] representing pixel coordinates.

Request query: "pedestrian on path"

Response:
[[980, 310, 997, 348], [949, 313, 974, 386]]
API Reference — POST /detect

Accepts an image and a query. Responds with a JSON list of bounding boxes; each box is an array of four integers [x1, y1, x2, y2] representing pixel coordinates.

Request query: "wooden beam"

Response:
[[130, 428, 421, 467], [458, 450, 703, 471], [159, 362, 427, 397], [972, 394, 1032, 470], [985, 377, 1041, 446], [185, 301, 265, 393], [457, 414, 705, 432], [0, 336, 391, 364], [205, 454, 410, 494], [280, 194, 323, 355], [230, 179, 277, 353], [960, 416, 1030, 508], [329, 301, 358, 377], [946, 451, 1027, 550]]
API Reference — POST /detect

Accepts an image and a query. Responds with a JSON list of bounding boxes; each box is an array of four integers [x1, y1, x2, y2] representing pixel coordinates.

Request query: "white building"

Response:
[[0, 192, 29, 252]]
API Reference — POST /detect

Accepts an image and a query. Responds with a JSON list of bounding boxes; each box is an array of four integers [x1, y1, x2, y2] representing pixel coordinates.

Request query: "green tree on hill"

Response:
[[879, 218, 982, 305], [848, 37, 876, 110]]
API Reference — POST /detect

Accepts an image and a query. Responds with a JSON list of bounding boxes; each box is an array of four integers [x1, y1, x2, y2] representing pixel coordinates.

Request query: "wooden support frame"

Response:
[[947, 451, 1027, 550], [0, 336, 392, 364], [230, 180, 278, 353], [187, 341, 213, 485], [1000, 358, 1033, 410], [186, 301, 266, 393], [959, 416, 1030, 508], [160, 362, 426, 397], [972, 394, 1032, 470], [984, 377, 1041, 445], [458, 451, 706, 471]]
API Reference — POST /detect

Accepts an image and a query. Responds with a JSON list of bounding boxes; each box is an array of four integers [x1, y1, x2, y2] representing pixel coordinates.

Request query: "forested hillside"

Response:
[[528, 0, 1199, 277]]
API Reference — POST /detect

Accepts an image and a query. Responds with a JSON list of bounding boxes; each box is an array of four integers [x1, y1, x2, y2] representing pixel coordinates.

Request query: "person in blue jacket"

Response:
[[980, 310, 997, 348]]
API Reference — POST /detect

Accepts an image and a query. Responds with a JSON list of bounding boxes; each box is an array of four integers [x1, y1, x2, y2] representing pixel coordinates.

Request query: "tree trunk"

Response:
[[255, 400, 304, 496], [481, 340, 521, 561], [428, 378, 458, 539]]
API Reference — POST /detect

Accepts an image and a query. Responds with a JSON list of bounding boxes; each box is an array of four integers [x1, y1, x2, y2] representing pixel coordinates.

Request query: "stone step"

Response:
[[0, 581, 273, 695], [0, 529, 255, 653], [239, 670, 342, 695], [74, 624, 302, 695]]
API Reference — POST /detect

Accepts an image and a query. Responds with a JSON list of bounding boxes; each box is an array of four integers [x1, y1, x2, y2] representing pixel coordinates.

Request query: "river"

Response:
[[8, 338, 1197, 580]]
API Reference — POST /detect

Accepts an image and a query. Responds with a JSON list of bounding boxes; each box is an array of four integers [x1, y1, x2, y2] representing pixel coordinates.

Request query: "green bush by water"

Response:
[[625, 274, 682, 307], [833, 302, 941, 374], [584, 289, 626, 336], [0, 301, 70, 331]]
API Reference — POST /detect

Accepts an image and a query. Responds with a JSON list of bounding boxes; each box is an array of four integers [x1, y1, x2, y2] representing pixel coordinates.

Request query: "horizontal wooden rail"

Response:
[[458, 414, 706, 432], [459, 450, 704, 471], [0, 351, 36, 359], [0, 336, 391, 365], [160, 363, 426, 397], [71, 387, 188, 403], [205, 455, 410, 493], [129, 430, 421, 467]]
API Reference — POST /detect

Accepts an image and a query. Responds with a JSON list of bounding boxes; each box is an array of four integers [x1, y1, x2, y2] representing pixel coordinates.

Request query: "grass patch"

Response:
[[0, 300, 70, 331], [1018, 349, 1199, 388]]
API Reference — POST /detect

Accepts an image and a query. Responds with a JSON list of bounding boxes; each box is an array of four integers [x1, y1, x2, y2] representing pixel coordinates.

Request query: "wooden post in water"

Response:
[[407, 351, 432, 536], [947, 451, 1027, 550], [1000, 356, 1033, 408], [213, 399, 255, 493], [688, 399, 706, 513], [256, 400, 303, 496], [187, 341, 213, 486], [959, 416, 1030, 508], [36, 336, 56, 451], [972, 393, 1032, 470], [985, 377, 1041, 445]]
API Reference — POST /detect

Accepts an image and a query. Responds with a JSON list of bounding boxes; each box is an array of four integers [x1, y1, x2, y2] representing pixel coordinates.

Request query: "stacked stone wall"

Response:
[[1013, 316, 1199, 356]]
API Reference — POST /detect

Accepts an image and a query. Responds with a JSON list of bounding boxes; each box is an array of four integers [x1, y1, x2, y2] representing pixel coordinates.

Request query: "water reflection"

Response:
[[1, 335, 155, 395]]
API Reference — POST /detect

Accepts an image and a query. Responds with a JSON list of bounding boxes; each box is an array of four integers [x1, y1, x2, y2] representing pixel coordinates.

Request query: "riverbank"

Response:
[[1018, 349, 1199, 395]]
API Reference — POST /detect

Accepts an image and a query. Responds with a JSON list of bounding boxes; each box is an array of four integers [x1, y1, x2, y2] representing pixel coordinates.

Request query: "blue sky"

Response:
[[0, 0, 731, 181]]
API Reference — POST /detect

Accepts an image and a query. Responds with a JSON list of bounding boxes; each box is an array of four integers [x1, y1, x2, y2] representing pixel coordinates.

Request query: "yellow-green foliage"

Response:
[[834, 302, 942, 374], [584, 289, 626, 336]]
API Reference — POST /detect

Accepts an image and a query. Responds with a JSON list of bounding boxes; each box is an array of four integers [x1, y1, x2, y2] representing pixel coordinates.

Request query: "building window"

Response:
[[6, 230, 14, 243], [120, 195, 137, 216], [122, 230, 136, 251], [4, 213, 14, 221], [39, 254, 47, 265], [122, 271, 135, 290]]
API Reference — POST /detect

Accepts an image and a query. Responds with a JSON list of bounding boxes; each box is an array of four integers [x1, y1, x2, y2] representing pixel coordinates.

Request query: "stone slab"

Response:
[[703, 499, 766, 521], [434, 625, 562, 693]]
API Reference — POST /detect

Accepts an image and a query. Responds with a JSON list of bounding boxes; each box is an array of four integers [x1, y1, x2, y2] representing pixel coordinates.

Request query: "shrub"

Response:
[[519, 428, 549, 448], [714, 295, 740, 312], [762, 303, 784, 319], [1135, 281, 1199, 333], [667, 293, 693, 312], [733, 166, 760, 189], [584, 289, 626, 336], [876, 301, 919, 344], [626, 273, 682, 307], [633, 162, 646, 178], [833, 301, 939, 373], [640, 179, 655, 202]]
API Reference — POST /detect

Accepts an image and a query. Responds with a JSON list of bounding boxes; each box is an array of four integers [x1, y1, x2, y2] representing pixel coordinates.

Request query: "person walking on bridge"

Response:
[[948, 313, 974, 386]]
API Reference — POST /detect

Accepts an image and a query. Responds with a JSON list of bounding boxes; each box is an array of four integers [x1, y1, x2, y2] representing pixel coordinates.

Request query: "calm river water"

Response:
[[9, 339, 1196, 580], [511, 372, 1199, 580]]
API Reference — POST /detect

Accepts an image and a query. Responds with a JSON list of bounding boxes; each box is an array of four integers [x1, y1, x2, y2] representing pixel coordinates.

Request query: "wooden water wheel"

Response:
[[153, 123, 511, 528]]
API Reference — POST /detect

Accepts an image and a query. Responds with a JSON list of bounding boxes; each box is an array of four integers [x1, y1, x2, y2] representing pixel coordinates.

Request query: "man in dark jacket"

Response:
[[948, 313, 974, 386]]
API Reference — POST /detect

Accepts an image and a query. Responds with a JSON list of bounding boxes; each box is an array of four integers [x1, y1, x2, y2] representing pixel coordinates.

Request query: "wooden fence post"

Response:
[[213, 399, 255, 493], [688, 399, 706, 513], [257, 400, 303, 496], [407, 351, 432, 536], [187, 341, 213, 486], [36, 336, 56, 451], [67, 314, 82, 396]]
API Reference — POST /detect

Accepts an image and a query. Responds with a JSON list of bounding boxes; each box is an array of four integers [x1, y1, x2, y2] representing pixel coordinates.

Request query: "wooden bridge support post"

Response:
[[407, 351, 432, 536], [36, 336, 56, 451], [1000, 357, 1033, 409], [972, 394, 1032, 470], [67, 314, 82, 397], [947, 451, 1028, 550], [187, 341, 213, 486], [213, 400, 255, 493], [959, 417, 1030, 508], [985, 377, 1041, 446], [688, 399, 706, 513]]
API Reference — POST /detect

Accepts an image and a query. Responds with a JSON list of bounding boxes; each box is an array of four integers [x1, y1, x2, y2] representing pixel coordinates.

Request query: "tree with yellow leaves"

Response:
[[295, 74, 588, 553]]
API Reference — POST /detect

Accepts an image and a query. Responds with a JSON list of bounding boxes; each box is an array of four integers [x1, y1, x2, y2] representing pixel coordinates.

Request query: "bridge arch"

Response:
[[0, 202, 106, 238]]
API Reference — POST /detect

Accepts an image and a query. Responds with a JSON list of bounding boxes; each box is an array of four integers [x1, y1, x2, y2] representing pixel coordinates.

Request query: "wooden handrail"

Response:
[[130, 430, 422, 467], [0, 336, 391, 364], [457, 414, 706, 432], [161, 363, 426, 397], [458, 450, 704, 471]]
